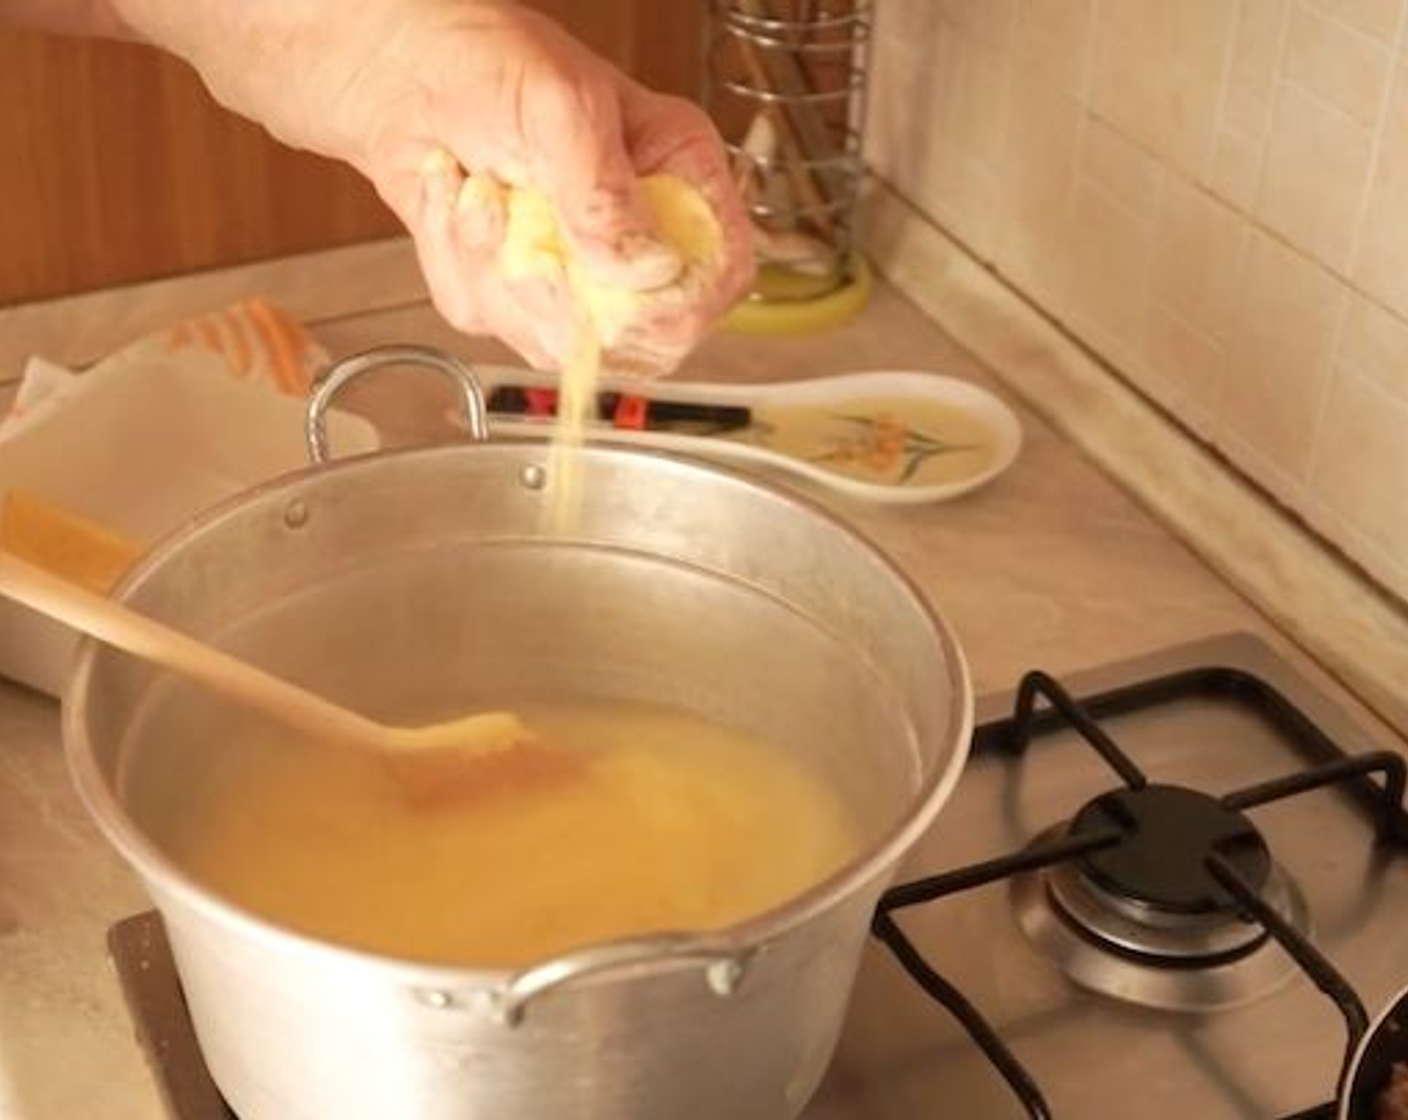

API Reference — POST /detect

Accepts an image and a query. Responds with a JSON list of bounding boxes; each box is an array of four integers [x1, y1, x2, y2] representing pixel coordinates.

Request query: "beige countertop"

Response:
[[0, 265, 1389, 1120]]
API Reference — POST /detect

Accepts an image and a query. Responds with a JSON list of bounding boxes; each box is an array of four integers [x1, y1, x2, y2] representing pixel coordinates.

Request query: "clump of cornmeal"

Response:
[[489, 174, 723, 528]]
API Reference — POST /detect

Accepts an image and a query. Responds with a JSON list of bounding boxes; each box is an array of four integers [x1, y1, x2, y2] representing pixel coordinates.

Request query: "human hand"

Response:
[[110, 0, 755, 373]]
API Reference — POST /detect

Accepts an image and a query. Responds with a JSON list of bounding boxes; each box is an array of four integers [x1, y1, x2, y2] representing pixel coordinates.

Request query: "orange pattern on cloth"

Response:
[[158, 298, 327, 395], [220, 306, 253, 378], [2, 299, 330, 435]]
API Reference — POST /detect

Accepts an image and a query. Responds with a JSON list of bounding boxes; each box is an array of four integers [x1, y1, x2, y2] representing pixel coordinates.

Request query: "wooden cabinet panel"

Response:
[[0, 4, 703, 307]]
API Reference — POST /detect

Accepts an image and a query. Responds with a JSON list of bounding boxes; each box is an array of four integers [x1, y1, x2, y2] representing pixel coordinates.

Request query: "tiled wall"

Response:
[[867, 0, 1408, 603]]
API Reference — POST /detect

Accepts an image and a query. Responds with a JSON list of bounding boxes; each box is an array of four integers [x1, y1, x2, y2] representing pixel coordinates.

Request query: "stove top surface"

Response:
[[110, 633, 1408, 1119]]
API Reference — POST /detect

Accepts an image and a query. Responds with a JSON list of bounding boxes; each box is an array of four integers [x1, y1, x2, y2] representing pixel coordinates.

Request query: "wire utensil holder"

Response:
[[703, 0, 874, 302]]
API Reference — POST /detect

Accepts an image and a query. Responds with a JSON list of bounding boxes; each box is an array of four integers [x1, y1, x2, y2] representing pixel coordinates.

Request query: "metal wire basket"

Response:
[[703, 0, 874, 304]]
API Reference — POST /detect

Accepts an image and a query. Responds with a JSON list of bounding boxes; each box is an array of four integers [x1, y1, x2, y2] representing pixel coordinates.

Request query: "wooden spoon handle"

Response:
[[0, 551, 390, 750]]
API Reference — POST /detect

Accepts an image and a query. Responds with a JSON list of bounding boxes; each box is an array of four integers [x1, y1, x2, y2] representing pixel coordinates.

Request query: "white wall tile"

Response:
[[910, 152, 1004, 261], [1352, 55, 1408, 316], [1207, 130, 1268, 211], [1151, 175, 1247, 342], [1307, 0, 1405, 40], [1284, 2, 1393, 125], [873, 0, 944, 42], [1222, 231, 1345, 480], [866, 0, 1408, 600], [866, 22, 948, 194], [1077, 116, 1163, 214], [1337, 292, 1408, 397], [1220, 0, 1292, 138], [1063, 182, 1155, 361], [940, 31, 1012, 165], [1311, 367, 1408, 584], [1142, 304, 1226, 434], [1012, 0, 1095, 96], [939, 0, 1018, 50], [1257, 81, 1375, 271], [1088, 0, 1239, 179], [992, 71, 1083, 304]]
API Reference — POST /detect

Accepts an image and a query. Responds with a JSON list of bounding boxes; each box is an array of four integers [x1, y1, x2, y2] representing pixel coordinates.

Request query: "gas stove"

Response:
[[110, 633, 1408, 1119]]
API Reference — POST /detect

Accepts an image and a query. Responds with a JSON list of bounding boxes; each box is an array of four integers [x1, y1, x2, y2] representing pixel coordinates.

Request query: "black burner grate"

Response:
[[872, 665, 1408, 1120]]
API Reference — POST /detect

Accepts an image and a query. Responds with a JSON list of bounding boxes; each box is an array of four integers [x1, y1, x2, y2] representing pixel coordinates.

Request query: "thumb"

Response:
[[527, 83, 682, 292]]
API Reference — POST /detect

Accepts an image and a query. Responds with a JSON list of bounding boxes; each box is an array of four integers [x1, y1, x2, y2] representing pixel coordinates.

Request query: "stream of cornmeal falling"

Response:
[[544, 311, 599, 532]]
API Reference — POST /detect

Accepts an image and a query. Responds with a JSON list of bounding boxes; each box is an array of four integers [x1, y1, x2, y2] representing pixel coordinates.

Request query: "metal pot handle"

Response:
[[305, 344, 491, 464], [418, 937, 757, 1027]]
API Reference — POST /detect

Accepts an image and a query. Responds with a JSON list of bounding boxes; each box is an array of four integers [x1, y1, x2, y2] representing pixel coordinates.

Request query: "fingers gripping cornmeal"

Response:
[[475, 171, 726, 364], [458, 168, 726, 524]]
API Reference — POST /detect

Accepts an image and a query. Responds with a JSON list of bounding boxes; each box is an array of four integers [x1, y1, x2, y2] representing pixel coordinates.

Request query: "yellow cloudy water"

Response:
[[173, 701, 859, 966]]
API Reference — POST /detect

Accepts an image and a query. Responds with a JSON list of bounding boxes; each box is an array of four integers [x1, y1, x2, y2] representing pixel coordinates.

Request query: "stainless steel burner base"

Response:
[[1011, 827, 1313, 1012], [1046, 840, 1302, 961]]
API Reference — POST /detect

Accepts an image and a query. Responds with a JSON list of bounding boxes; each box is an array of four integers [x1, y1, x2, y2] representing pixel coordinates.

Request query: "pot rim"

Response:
[[64, 439, 974, 992], [1340, 980, 1408, 1119]]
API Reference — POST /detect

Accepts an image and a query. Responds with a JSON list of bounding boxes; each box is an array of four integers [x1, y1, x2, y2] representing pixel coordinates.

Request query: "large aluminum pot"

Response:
[[65, 346, 972, 1120]]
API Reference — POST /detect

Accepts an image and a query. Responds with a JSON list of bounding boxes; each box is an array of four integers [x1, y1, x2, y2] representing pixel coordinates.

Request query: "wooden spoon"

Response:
[[0, 551, 561, 795]]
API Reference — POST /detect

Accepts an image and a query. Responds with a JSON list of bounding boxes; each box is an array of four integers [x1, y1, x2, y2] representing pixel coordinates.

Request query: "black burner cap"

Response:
[[1068, 784, 1271, 915]]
